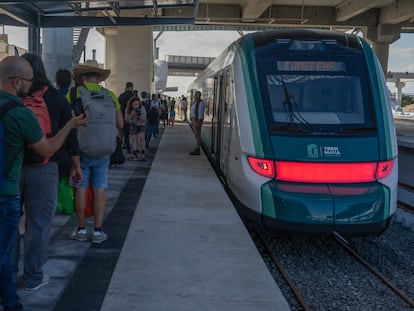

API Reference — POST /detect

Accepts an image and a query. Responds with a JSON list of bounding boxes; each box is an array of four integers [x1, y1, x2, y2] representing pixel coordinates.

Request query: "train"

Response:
[[187, 29, 398, 236]]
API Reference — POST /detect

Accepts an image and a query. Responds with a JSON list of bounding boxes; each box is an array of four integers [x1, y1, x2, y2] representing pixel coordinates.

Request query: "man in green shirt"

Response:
[[0, 56, 88, 311]]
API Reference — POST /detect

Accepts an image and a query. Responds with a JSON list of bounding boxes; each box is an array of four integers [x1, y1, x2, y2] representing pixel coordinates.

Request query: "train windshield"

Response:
[[256, 39, 375, 134]]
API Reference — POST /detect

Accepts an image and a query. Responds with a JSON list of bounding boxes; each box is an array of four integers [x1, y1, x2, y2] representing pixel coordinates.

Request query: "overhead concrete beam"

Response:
[[335, 0, 393, 22], [366, 24, 401, 44], [242, 0, 269, 20], [380, 0, 414, 24], [267, 5, 336, 25], [197, 4, 241, 19]]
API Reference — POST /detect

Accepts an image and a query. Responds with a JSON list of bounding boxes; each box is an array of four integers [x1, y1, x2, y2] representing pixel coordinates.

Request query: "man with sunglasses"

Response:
[[0, 56, 88, 311]]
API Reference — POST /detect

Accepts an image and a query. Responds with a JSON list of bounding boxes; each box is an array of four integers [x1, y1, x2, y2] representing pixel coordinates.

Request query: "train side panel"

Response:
[[225, 52, 269, 216]]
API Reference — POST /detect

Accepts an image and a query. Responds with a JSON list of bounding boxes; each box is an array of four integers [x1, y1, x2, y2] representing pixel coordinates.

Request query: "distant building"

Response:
[[0, 34, 27, 58]]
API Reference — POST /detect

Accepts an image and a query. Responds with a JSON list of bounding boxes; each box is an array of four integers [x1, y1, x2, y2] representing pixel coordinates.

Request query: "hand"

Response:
[[69, 166, 83, 187], [71, 111, 89, 128]]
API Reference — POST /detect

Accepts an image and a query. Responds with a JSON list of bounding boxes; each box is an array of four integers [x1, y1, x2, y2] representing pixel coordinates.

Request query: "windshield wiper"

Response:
[[279, 77, 313, 131]]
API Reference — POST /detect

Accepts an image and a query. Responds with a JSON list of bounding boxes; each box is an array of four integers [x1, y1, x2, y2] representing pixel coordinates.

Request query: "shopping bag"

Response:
[[56, 177, 74, 214], [84, 178, 107, 218]]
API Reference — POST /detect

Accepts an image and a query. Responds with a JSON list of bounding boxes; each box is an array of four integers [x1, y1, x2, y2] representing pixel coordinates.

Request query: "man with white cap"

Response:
[[67, 59, 123, 244]]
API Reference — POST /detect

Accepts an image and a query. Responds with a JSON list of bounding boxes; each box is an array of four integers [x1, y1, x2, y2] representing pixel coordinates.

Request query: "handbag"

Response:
[[110, 136, 125, 166]]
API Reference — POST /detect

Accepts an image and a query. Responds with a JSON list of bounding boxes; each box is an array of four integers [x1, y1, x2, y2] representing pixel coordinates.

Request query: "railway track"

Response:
[[255, 231, 414, 311], [398, 182, 414, 213]]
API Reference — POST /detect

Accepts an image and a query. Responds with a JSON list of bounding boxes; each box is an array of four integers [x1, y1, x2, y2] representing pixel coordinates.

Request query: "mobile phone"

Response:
[[72, 99, 85, 116]]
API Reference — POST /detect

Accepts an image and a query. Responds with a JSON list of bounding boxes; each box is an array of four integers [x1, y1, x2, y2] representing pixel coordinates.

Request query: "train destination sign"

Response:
[[277, 61, 346, 72]]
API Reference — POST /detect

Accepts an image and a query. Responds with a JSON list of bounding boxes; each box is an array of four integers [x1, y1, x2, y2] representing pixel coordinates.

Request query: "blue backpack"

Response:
[[0, 101, 20, 190]]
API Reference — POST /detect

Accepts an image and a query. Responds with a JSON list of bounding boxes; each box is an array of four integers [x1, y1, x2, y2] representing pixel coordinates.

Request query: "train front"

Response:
[[243, 30, 398, 236]]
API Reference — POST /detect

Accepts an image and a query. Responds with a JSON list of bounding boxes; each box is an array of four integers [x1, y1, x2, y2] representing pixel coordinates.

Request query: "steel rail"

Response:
[[333, 232, 414, 308], [256, 232, 311, 311]]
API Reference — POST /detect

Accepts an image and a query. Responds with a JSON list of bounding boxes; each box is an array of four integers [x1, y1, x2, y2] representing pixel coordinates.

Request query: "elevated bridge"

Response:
[[166, 55, 215, 76]]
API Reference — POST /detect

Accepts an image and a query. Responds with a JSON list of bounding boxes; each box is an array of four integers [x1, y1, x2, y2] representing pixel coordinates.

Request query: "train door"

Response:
[[220, 68, 233, 176], [211, 74, 224, 165]]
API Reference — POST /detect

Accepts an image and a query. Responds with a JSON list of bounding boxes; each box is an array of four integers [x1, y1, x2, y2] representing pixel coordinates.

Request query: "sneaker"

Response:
[[92, 231, 108, 244], [24, 274, 50, 291], [189, 149, 200, 155], [69, 229, 88, 242]]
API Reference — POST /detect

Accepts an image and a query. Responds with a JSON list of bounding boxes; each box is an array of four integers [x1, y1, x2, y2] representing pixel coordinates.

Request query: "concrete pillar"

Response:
[[365, 24, 401, 75], [372, 43, 389, 75], [100, 26, 153, 97], [28, 24, 41, 55], [395, 81, 406, 106], [42, 28, 73, 85]]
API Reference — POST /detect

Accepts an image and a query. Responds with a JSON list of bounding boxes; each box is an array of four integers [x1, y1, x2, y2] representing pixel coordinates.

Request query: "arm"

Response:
[[31, 113, 88, 158], [69, 155, 82, 186], [116, 109, 124, 129]]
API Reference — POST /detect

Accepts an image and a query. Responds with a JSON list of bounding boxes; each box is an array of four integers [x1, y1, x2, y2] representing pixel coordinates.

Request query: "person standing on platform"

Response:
[[0, 55, 87, 311], [189, 91, 205, 155], [14, 53, 82, 292], [68, 60, 123, 244], [118, 82, 134, 154], [181, 96, 188, 121], [55, 68, 72, 96]]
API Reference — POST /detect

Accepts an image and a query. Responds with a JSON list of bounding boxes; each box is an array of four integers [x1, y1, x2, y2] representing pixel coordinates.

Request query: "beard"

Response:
[[16, 85, 28, 98]]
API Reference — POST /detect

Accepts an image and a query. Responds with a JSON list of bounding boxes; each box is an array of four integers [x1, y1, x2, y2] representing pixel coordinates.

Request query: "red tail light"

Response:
[[248, 157, 395, 183], [247, 156, 275, 178], [275, 160, 395, 183], [275, 161, 377, 183]]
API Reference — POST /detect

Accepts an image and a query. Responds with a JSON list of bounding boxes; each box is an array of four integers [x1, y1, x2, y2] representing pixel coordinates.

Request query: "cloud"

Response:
[[156, 31, 241, 60]]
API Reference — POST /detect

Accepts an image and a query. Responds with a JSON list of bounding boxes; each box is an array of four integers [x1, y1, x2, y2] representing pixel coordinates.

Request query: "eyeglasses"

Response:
[[8, 76, 34, 83]]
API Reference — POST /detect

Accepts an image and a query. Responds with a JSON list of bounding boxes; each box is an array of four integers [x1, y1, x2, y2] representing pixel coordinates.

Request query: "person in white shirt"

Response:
[[189, 91, 205, 155]]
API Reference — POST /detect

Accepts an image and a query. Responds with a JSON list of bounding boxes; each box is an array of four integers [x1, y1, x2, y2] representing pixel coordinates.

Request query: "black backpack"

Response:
[[148, 107, 159, 124]]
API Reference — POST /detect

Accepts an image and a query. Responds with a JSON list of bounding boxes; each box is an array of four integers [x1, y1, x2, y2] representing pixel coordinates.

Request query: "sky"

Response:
[[3, 25, 414, 97]]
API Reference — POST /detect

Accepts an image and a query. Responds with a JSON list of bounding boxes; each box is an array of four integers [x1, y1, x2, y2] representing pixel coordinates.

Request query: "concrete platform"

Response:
[[15, 122, 290, 311], [100, 123, 290, 311]]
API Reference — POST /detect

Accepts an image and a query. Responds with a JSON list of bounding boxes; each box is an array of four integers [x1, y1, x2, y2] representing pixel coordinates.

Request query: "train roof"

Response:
[[245, 29, 361, 49]]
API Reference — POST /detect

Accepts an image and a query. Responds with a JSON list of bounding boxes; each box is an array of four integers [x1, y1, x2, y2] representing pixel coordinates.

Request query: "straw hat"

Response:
[[73, 59, 110, 84]]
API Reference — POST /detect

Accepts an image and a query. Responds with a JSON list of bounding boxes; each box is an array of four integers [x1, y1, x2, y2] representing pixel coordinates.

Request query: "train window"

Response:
[[257, 53, 374, 134]]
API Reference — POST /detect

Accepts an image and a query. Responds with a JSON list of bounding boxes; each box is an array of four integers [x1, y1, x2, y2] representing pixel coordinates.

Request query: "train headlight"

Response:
[[376, 159, 394, 180], [247, 156, 275, 178]]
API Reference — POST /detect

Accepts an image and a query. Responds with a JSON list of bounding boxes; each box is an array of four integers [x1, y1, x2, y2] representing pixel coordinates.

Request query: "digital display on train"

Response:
[[277, 61, 346, 72]]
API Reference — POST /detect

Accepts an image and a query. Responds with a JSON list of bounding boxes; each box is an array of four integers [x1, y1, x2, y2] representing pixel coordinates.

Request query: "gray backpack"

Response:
[[76, 86, 117, 157]]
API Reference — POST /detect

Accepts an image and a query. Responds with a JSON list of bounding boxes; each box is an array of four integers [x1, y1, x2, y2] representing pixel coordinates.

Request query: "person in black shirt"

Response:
[[118, 82, 134, 153], [13, 52, 82, 291]]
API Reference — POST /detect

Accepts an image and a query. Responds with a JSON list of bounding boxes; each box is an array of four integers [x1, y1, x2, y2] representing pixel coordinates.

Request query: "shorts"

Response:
[[130, 124, 146, 135], [76, 155, 110, 189]]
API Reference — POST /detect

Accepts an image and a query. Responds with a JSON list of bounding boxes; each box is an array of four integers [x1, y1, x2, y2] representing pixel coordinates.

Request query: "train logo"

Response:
[[307, 144, 319, 158]]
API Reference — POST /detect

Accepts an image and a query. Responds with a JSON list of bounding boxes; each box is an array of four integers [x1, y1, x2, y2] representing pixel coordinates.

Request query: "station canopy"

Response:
[[0, 1, 413, 32]]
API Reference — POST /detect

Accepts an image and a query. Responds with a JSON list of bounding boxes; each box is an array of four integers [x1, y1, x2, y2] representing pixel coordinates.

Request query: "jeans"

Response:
[[14, 162, 58, 289], [0, 195, 21, 309], [145, 123, 157, 147]]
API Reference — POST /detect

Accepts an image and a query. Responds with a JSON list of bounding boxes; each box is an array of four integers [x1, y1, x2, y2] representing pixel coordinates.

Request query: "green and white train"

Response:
[[187, 29, 398, 236]]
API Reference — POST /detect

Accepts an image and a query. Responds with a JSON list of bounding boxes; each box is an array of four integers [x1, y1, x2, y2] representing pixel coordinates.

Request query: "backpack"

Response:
[[0, 101, 20, 190], [23, 87, 52, 164], [148, 107, 159, 124], [142, 99, 150, 115], [73, 86, 117, 157]]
